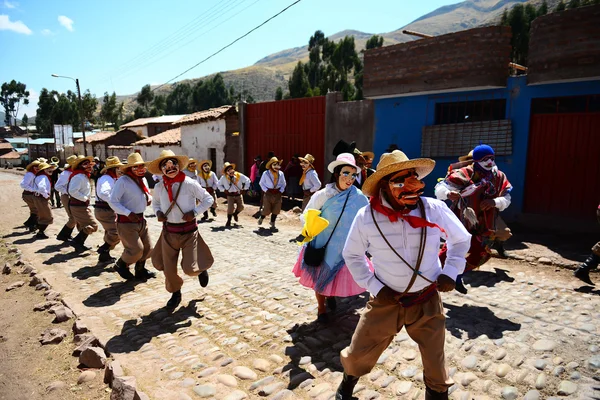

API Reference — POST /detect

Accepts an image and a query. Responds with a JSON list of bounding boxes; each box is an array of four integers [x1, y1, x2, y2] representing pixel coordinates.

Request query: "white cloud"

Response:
[[41, 28, 53, 36], [3, 1, 17, 9], [58, 15, 73, 31], [0, 14, 32, 34]]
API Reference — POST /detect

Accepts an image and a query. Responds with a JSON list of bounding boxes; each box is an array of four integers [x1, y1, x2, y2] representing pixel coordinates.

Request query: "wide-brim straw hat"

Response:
[[187, 158, 198, 168], [328, 152, 358, 173], [362, 150, 436, 197], [69, 155, 94, 169], [120, 152, 147, 172], [222, 162, 236, 174], [298, 154, 315, 166], [199, 160, 212, 169], [25, 160, 41, 172], [265, 157, 283, 170], [101, 156, 125, 174], [64, 155, 77, 170], [37, 162, 54, 173], [147, 149, 189, 175], [458, 150, 474, 162]]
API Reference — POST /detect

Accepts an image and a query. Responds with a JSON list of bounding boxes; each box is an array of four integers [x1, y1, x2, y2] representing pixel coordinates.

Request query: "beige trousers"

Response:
[[151, 229, 214, 293], [61, 194, 77, 229], [301, 192, 314, 211], [94, 207, 120, 248], [70, 205, 98, 235], [226, 195, 244, 215], [117, 220, 152, 265], [33, 196, 53, 225], [340, 291, 453, 393], [493, 215, 512, 242], [262, 191, 282, 216], [22, 192, 37, 214]]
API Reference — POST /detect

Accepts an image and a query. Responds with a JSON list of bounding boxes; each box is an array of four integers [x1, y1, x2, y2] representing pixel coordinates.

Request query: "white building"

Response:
[[121, 115, 186, 138], [133, 127, 183, 163]]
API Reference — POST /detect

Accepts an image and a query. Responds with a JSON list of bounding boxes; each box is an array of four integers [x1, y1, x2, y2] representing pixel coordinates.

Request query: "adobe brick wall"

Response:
[[363, 26, 512, 98], [528, 5, 600, 84]]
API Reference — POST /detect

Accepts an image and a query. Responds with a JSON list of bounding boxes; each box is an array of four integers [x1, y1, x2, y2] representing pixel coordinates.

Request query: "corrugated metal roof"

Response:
[[121, 115, 186, 128], [121, 117, 155, 128], [134, 127, 180, 146], [174, 106, 234, 126], [28, 138, 54, 145]]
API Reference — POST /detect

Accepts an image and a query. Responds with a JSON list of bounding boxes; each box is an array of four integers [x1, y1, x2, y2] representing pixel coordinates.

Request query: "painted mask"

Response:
[[477, 155, 495, 171], [81, 160, 94, 174], [386, 168, 425, 209], [271, 162, 281, 172], [187, 162, 197, 172], [337, 165, 358, 191], [202, 163, 210, 172], [160, 158, 179, 178]]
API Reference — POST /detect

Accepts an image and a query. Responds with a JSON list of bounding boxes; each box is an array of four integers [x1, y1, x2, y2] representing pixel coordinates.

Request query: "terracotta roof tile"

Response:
[[75, 129, 143, 144], [0, 143, 14, 149], [174, 105, 235, 126], [134, 127, 180, 146], [121, 117, 155, 128], [0, 151, 22, 159]]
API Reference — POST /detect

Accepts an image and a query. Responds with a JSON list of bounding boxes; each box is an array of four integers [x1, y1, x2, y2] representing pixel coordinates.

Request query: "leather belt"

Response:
[[117, 213, 144, 223]]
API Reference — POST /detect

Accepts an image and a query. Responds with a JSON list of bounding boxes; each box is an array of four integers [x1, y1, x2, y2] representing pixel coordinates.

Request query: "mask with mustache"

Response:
[[160, 158, 180, 178], [477, 159, 495, 171], [385, 169, 424, 210]]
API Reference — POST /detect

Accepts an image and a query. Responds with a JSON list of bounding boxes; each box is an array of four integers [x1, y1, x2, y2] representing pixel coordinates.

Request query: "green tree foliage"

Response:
[[500, 8, 509, 24], [555, 1, 566, 11], [568, 0, 580, 8], [35, 88, 58, 135], [366, 35, 384, 50], [21, 114, 28, 126], [1, 80, 30, 127], [166, 83, 193, 114], [289, 61, 310, 98], [100, 92, 120, 128], [501, 2, 550, 66], [136, 84, 154, 112], [81, 90, 98, 126], [275, 87, 283, 101], [538, 0, 549, 16]]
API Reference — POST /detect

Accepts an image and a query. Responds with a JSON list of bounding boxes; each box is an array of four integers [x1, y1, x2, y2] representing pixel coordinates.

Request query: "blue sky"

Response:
[[1, 0, 459, 117]]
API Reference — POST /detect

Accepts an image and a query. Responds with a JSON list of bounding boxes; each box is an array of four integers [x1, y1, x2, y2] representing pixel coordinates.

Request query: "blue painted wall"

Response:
[[372, 76, 600, 218]]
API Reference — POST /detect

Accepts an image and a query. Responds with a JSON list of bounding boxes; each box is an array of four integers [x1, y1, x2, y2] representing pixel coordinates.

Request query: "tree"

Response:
[[288, 61, 310, 98], [537, 0, 549, 16], [81, 90, 98, 127], [100, 92, 118, 128], [275, 87, 283, 101], [36, 88, 58, 136], [152, 94, 166, 115], [500, 8, 509, 25], [21, 114, 28, 127], [166, 83, 192, 114], [136, 84, 154, 112], [555, 1, 566, 11], [366, 35, 384, 50], [1, 80, 30, 127], [568, 0, 580, 8]]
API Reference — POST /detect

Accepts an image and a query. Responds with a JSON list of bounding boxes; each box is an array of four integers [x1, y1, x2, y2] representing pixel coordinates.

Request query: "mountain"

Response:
[[0, 111, 35, 127]]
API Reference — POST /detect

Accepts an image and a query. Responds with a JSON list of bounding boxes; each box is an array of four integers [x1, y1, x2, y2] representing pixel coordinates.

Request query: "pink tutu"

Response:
[[292, 247, 373, 297]]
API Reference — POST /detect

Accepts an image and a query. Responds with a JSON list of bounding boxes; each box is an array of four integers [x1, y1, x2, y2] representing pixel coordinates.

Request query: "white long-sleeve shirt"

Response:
[[434, 180, 512, 212], [20, 171, 36, 192], [96, 174, 116, 203], [183, 169, 197, 179], [259, 170, 286, 193], [197, 171, 218, 190], [54, 170, 72, 195], [109, 175, 151, 216], [217, 173, 251, 193], [343, 196, 471, 295], [153, 177, 214, 223], [300, 183, 342, 224], [67, 173, 92, 203], [301, 169, 321, 193], [34, 174, 51, 199]]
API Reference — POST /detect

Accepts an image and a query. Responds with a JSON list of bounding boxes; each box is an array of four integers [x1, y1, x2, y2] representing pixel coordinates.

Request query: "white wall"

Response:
[[130, 126, 149, 138], [135, 144, 184, 164], [180, 120, 226, 167]]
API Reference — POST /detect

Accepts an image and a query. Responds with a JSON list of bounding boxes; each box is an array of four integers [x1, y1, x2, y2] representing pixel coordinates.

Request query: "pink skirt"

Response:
[[292, 247, 373, 297]]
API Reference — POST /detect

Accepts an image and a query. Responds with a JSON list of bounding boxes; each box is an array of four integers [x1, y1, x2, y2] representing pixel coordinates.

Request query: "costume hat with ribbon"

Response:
[[199, 159, 212, 170], [298, 154, 315, 167], [147, 149, 189, 175], [69, 155, 95, 169], [222, 162, 236, 174], [472, 144, 494, 161], [101, 156, 124, 174], [332, 140, 356, 157], [327, 153, 358, 173], [120, 153, 147, 172], [265, 157, 283, 170], [362, 150, 435, 197], [64, 155, 77, 170]]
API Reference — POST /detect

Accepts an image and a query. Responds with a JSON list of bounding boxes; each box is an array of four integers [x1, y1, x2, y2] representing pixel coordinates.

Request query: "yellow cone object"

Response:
[[299, 209, 330, 245]]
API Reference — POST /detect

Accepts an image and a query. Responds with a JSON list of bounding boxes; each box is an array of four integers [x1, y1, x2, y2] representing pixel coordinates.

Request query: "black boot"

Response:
[[70, 231, 90, 252], [113, 258, 134, 280], [258, 215, 265, 226], [98, 243, 116, 263], [210, 208, 216, 217], [455, 274, 468, 294], [425, 386, 449, 400], [35, 224, 49, 239], [233, 212, 239, 222], [134, 260, 156, 280], [492, 240, 508, 258], [28, 215, 38, 232], [23, 214, 35, 228], [574, 253, 599, 286], [167, 290, 182, 309], [56, 225, 74, 241], [200, 211, 209, 222], [335, 373, 359, 400], [270, 214, 278, 231], [327, 297, 337, 311], [225, 214, 232, 228], [198, 270, 209, 287]]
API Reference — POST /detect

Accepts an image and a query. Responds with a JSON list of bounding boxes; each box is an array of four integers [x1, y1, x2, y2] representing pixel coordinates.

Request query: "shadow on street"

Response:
[[445, 303, 521, 339]]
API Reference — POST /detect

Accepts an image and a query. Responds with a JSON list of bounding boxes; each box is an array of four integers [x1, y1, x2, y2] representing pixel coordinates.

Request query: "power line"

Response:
[[152, 0, 303, 92]]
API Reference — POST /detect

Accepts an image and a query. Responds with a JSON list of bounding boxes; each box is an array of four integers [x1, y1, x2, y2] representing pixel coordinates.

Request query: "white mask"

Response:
[[477, 160, 495, 171]]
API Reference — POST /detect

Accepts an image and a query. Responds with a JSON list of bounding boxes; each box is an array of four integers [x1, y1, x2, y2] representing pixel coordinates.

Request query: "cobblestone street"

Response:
[[1, 172, 599, 400]]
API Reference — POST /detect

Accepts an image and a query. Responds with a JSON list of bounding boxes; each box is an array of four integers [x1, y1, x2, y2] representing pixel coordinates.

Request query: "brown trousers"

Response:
[[22, 192, 37, 215], [340, 291, 453, 393], [226, 195, 244, 215], [61, 194, 77, 229], [207, 191, 217, 210], [70, 205, 99, 235], [301, 192, 314, 211], [94, 207, 119, 248], [151, 229, 214, 293], [33, 196, 53, 225], [262, 191, 282, 216], [117, 220, 152, 265]]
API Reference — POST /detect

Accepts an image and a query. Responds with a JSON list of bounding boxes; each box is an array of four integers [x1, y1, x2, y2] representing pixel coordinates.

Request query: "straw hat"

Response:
[[36, 157, 48, 163], [199, 160, 212, 169], [101, 156, 124, 174], [63, 155, 77, 170], [187, 158, 198, 169], [147, 150, 189, 175], [25, 160, 41, 172], [120, 153, 147, 172], [458, 150, 474, 162], [37, 162, 54, 173], [328, 153, 358, 173], [69, 155, 94, 169], [362, 150, 436, 197], [298, 154, 315, 167], [222, 162, 236, 174], [265, 157, 283, 170]]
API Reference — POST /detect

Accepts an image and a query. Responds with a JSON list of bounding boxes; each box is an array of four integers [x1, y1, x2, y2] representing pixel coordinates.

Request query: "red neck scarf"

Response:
[[69, 168, 90, 182], [370, 193, 446, 235], [162, 171, 186, 202], [126, 171, 150, 197]]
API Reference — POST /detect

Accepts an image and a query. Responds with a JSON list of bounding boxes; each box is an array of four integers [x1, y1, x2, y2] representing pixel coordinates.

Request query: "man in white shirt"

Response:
[[298, 154, 321, 211], [67, 156, 99, 251], [183, 158, 198, 179], [197, 160, 218, 221], [32, 162, 56, 239], [21, 159, 41, 231], [337, 150, 471, 400], [217, 162, 251, 228], [95, 157, 123, 263], [148, 150, 215, 309], [258, 156, 286, 231], [108, 153, 155, 281], [55, 156, 78, 241]]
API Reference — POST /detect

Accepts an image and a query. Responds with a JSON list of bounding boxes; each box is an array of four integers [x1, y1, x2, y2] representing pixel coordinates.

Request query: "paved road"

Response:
[[1, 172, 598, 400]]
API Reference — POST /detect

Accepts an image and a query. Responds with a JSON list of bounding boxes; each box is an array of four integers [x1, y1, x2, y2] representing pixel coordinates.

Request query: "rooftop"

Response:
[[134, 127, 180, 146], [121, 115, 187, 128], [75, 128, 143, 144], [174, 106, 234, 126], [0, 143, 14, 150], [0, 151, 21, 159]]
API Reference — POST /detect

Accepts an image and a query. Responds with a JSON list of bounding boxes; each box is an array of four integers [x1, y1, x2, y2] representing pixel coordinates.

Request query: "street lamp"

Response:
[[51, 74, 88, 156]]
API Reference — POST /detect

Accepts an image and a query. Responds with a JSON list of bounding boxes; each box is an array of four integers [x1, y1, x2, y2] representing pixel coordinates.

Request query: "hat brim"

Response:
[[458, 154, 473, 162], [147, 154, 189, 175], [26, 161, 40, 172], [101, 163, 124, 174], [222, 164, 236, 174], [298, 157, 314, 166], [265, 159, 283, 170], [199, 160, 212, 169], [362, 158, 436, 197], [327, 159, 358, 173], [70, 156, 95, 169]]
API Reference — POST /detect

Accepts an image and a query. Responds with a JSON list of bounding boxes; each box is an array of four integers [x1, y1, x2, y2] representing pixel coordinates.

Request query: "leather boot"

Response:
[[455, 274, 467, 294], [233, 212, 239, 222], [35, 224, 49, 239], [167, 290, 182, 309], [134, 260, 156, 280], [24, 214, 35, 227], [335, 373, 359, 400], [270, 214, 278, 231], [56, 225, 74, 241], [113, 258, 134, 280], [198, 270, 209, 287], [98, 243, 115, 263], [258, 215, 264, 226], [492, 240, 508, 258], [226, 214, 232, 227], [200, 211, 209, 222], [425, 386, 449, 400], [210, 208, 216, 217], [28, 215, 38, 232], [70, 231, 90, 252], [574, 253, 599, 286]]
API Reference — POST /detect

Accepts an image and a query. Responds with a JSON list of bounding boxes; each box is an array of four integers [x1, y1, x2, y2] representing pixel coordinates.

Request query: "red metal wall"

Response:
[[524, 113, 600, 218], [245, 97, 326, 178]]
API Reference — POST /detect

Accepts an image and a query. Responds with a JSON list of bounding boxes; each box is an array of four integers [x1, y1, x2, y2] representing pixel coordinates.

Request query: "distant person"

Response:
[[284, 154, 303, 201], [50, 160, 62, 208], [574, 203, 600, 285], [217, 162, 251, 228], [298, 154, 321, 210], [258, 156, 286, 231], [250, 155, 262, 196]]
